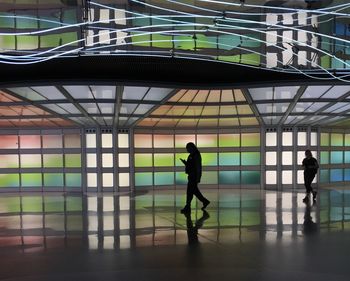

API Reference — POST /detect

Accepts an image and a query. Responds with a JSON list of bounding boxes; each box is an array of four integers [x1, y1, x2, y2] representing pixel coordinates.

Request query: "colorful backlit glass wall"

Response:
[[319, 132, 350, 184], [133, 130, 261, 188], [0, 129, 82, 190]]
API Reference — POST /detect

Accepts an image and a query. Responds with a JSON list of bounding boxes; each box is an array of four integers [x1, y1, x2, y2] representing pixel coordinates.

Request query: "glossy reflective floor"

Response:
[[1, 189, 350, 281]]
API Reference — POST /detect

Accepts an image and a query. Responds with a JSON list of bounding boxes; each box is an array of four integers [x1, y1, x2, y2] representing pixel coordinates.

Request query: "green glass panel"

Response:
[[241, 133, 260, 147], [219, 171, 240, 185], [44, 196, 64, 212], [218, 35, 241, 50], [17, 35, 38, 50], [151, 34, 173, 48], [131, 33, 151, 47], [22, 196, 42, 212], [196, 34, 217, 49], [134, 154, 152, 167], [330, 151, 343, 164], [40, 32, 78, 48], [0, 174, 19, 187], [43, 154, 63, 168], [320, 169, 329, 183], [331, 133, 343, 146], [0, 12, 15, 28], [17, 17, 38, 29], [330, 169, 343, 182], [175, 172, 187, 185], [241, 171, 260, 185], [219, 134, 240, 147], [344, 169, 350, 181], [66, 196, 83, 212], [154, 153, 174, 167], [219, 152, 240, 166], [321, 55, 331, 68], [241, 152, 260, 165], [345, 134, 350, 146], [154, 172, 174, 185], [44, 173, 64, 187], [62, 9, 77, 24], [320, 151, 329, 164], [0, 197, 20, 213], [135, 173, 153, 186], [66, 173, 81, 187], [0, 35, 15, 49], [174, 35, 195, 50], [175, 153, 189, 167], [201, 171, 218, 184], [65, 154, 81, 168], [320, 133, 329, 146], [202, 153, 217, 166], [21, 173, 42, 187], [242, 211, 260, 226], [345, 152, 350, 164]]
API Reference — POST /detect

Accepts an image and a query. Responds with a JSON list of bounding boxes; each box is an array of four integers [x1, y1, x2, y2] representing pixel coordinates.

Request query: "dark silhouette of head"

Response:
[[305, 149, 312, 158], [186, 142, 198, 154]]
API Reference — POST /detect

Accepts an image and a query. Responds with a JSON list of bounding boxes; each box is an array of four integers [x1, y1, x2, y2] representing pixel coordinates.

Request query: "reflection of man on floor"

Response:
[[184, 210, 210, 245], [303, 202, 318, 236]]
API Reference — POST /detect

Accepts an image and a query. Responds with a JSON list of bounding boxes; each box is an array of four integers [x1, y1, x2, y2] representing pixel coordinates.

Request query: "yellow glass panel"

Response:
[[237, 105, 253, 115], [221, 90, 234, 102], [220, 105, 237, 115], [168, 89, 187, 102], [151, 105, 172, 115], [156, 119, 179, 127], [207, 90, 220, 102], [219, 118, 240, 126], [234, 89, 246, 101], [192, 90, 209, 102], [197, 119, 218, 127], [166, 106, 187, 116], [240, 117, 259, 125], [177, 119, 198, 127], [202, 106, 219, 115], [137, 118, 159, 127], [183, 106, 203, 116], [179, 90, 198, 102]]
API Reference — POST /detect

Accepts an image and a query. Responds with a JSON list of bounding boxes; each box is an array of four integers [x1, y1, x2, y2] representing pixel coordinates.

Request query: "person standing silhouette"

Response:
[[302, 149, 319, 203], [180, 142, 210, 213]]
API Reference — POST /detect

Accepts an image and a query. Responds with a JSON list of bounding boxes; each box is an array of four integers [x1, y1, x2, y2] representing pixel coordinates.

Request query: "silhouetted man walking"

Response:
[[180, 142, 210, 213], [302, 149, 319, 203]]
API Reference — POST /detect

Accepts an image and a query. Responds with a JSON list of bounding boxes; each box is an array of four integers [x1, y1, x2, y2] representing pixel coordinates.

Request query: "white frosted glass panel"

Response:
[[302, 86, 331, 99], [282, 170, 293, 184], [297, 132, 307, 146], [266, 132, 277, 146], [102, 134, 113, 148], [118, 153, 129, 167], [282, 151, 293, 165], [87, 154, 97, 168], [266, 171, 277, 184], [311, 132, 317, 146], [118, 134, 129, 148], [103, 173, 114, 187], [297, 170, 304, 184], [274, 86, 299, 99], [119, 173, 130, 187], [282, 132, 293, 146], [102, 153, 113, 168], [88, 197, 97, 212], [249, 88, 273, 100], [103, 197, 114, 212], [86, 134, 96, 148], [266, 152, 277, 166], [87, 173, 97, 188], [297, 151, 305, 165]]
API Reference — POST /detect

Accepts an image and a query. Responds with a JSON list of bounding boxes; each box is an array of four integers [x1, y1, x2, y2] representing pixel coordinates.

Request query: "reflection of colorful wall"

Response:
[[134, 132, 261, 187], [0, 132, 82, 189]]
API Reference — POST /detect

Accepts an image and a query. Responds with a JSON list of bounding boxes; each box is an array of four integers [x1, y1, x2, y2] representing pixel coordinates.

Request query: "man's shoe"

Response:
[[201, 200, 210, 210], [302, 196, 309, 203]]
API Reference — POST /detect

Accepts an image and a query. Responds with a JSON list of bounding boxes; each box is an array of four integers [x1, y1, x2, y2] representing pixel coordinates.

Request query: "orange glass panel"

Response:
[[234, 89, 246, 101], [0, 108, 16, 116], [165, 106, 187, 116], [156, 119, 179, 127], [0, 91, 21, 102], [221, 90, 234, 102], [151, 105, 172, 115], [179, 90, 198, 102], [168, 89, 187, 102], [183, 106, 203, 116], [206, 90, 220, 102], [137, 118, 160, 127], [192, 90, 209, 102], [177, 119, 198, 127], [49, 118, 75, 127]]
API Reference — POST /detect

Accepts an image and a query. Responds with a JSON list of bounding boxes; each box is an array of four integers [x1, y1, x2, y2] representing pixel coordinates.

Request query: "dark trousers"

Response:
[[186, 179, 207, 207], [304, 172, 316, 194]]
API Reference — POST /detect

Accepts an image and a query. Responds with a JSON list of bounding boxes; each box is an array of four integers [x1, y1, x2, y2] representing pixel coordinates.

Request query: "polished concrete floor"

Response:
[[0, 188, 350, 280]]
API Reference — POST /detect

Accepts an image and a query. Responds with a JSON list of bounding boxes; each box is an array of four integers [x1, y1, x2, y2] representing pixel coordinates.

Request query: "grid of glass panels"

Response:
[[265, 129, 318, 188], [134, 131, 261, 188], [319, 132, 350, 184], [0, 130, 82, 190]]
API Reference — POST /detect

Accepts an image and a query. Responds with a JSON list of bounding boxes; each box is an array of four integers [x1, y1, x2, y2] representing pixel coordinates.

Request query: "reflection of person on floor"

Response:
[[184, 210, 210, 245], [302, 149, 319, 203], [303, 202, 318, 236], [180, 142, 210, 213]]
